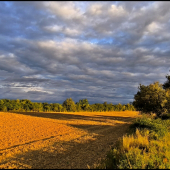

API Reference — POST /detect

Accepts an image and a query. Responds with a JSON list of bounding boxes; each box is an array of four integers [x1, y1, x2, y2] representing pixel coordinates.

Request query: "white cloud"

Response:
[[64, 28, 81, 36], [44, 25, 63, 32], [87, 3, 103, 15], [108, 4, 127, 17], [44, 25, 82, 36], [37, 40, 57, 49], [147, 22, 162, 33], [24, 87, 54, 94], [43, 1, 83, 20]]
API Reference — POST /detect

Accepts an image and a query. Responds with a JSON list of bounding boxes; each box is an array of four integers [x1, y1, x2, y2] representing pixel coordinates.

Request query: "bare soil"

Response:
[[0, 111, 140, 169]]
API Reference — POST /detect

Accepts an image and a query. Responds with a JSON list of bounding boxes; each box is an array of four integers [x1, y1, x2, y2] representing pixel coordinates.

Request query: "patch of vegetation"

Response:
[[95, 115, 170, 169], [130, 114, 170, 138], [0, 98, 135, 112], [133, 74, 170, 117]]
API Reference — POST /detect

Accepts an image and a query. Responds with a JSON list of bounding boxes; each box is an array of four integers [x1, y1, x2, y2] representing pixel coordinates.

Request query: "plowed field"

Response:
[[0, 111, 140, 169]]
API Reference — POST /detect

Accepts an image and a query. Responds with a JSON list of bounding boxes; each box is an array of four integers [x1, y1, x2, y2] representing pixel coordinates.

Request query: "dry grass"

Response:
[[0, 111, 140, 169], [96, 116, 170, 169], [123, 129, 150, 152]]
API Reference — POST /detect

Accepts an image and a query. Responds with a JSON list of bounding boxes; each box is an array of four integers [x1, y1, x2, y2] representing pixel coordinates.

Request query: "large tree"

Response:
[[62, 98, 76, 112], [133, 82, 167, 116]]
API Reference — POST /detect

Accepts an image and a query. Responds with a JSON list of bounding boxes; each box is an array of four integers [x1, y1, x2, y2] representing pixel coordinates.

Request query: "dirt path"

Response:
[[0, 111, 139, 169], [48, 122, 134, 169]]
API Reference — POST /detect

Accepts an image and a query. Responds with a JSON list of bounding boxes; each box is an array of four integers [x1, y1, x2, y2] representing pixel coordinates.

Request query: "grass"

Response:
[[96, 114, 170, 169]]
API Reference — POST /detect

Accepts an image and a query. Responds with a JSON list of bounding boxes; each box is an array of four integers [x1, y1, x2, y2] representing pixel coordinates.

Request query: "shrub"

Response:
[[96, 115, 170, 169], [130, 114, 169, 138]]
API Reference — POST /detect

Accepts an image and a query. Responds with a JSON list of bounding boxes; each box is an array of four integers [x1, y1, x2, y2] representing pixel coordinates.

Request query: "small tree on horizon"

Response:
[[62, 98, 76, 112]]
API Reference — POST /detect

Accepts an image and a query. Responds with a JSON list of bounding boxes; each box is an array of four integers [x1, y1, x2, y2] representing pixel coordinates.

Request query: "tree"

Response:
[[58, 104, 63, 112], [13, 99, 20, 111], [77, 99, 89, 111], [51, 103, 63, 112], [164, 89, 170, 113], [62, 98, 76, 112], [103, 102, 108, 111], [0, 100, 4, 111], [133, 82, 167, 116], [116, 103, 122, 111], [76, 102, 82, 112], [2, 105, 7, 112], [163, 75, 170, 90], [43, 102, 50, 112], [32, 102, 37, 112]]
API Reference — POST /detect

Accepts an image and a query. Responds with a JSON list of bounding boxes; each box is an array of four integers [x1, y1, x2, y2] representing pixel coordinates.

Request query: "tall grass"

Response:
[[96, 115, 170, 169]]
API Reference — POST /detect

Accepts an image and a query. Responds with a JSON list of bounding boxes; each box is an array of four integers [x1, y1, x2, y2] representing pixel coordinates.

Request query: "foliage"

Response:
[[76, 99, 89, 111], [62, 98, 76, 112], [130, 114, 170, 138], [133, 74, 170, 117], [96, 115, 170, 169], [163, 75, 170, 90], [0, 98, 135, 112], [133, 82, 167, 116]]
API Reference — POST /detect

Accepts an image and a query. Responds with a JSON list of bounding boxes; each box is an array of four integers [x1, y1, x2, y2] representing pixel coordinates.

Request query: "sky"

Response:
[[0, 1, 170, 104]]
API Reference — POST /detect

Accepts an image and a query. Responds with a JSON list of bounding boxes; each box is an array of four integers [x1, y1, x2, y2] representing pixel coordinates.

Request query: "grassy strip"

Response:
[[95, 114, 170, 169]]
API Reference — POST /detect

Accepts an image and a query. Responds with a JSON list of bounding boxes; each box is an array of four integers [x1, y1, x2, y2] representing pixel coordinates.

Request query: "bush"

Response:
[[130, 114, 170, 138], [96, 115, 170, 169]]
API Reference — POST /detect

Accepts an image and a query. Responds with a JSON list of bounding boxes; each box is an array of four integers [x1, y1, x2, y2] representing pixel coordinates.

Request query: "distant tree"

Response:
[[12, 99, 20, 111], [61, 107, 67, 112], [116, 103, 122, 111], [95, 103, 104, 112], [77, 99, 89, 111], [133, 82, 167, 116], [103, 102, 108, 111], [33, 102, 40, 112], [51, 103, 62, 112], [89, 104, 96, 112], [122, 105, 126, 111], [51, 103, 58, 112], [76, 102, 82, 112], [107, 103, 113, 111], [2, 105, 7, 112], [125, 103, 135, 111], [0, 100, 4, 111], [58, 104, 63, 112], [43, 102, 50, 112], [62, 98, 76, 112]]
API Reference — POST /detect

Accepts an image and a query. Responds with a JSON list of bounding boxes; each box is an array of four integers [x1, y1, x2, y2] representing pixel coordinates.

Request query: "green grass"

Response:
[[95, 114, 170, 169]]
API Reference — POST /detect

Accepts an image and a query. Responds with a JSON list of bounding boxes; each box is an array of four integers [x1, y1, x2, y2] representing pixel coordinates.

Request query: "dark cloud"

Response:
[[0, 1, 170, 104]]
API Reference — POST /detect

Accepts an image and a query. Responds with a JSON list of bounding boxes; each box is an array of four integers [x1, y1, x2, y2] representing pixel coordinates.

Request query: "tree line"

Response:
[[0, 98, 135, 112]]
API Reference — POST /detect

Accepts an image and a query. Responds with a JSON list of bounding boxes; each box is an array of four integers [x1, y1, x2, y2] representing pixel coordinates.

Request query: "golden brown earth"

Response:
[[0, 111, 140, 169]]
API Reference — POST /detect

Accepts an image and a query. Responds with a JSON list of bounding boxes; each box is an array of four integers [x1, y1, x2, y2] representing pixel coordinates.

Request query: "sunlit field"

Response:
[[0, 111, 140, 169]]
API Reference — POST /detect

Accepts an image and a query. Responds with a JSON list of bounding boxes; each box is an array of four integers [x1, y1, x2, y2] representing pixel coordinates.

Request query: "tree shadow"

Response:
[[0, 122, 131, 169], [0, 111, 138, 168], [10, 111, 136, 124]]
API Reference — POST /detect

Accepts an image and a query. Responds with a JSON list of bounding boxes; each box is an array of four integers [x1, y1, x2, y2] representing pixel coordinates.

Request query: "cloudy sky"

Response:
[[0, 1, 170, 104]]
